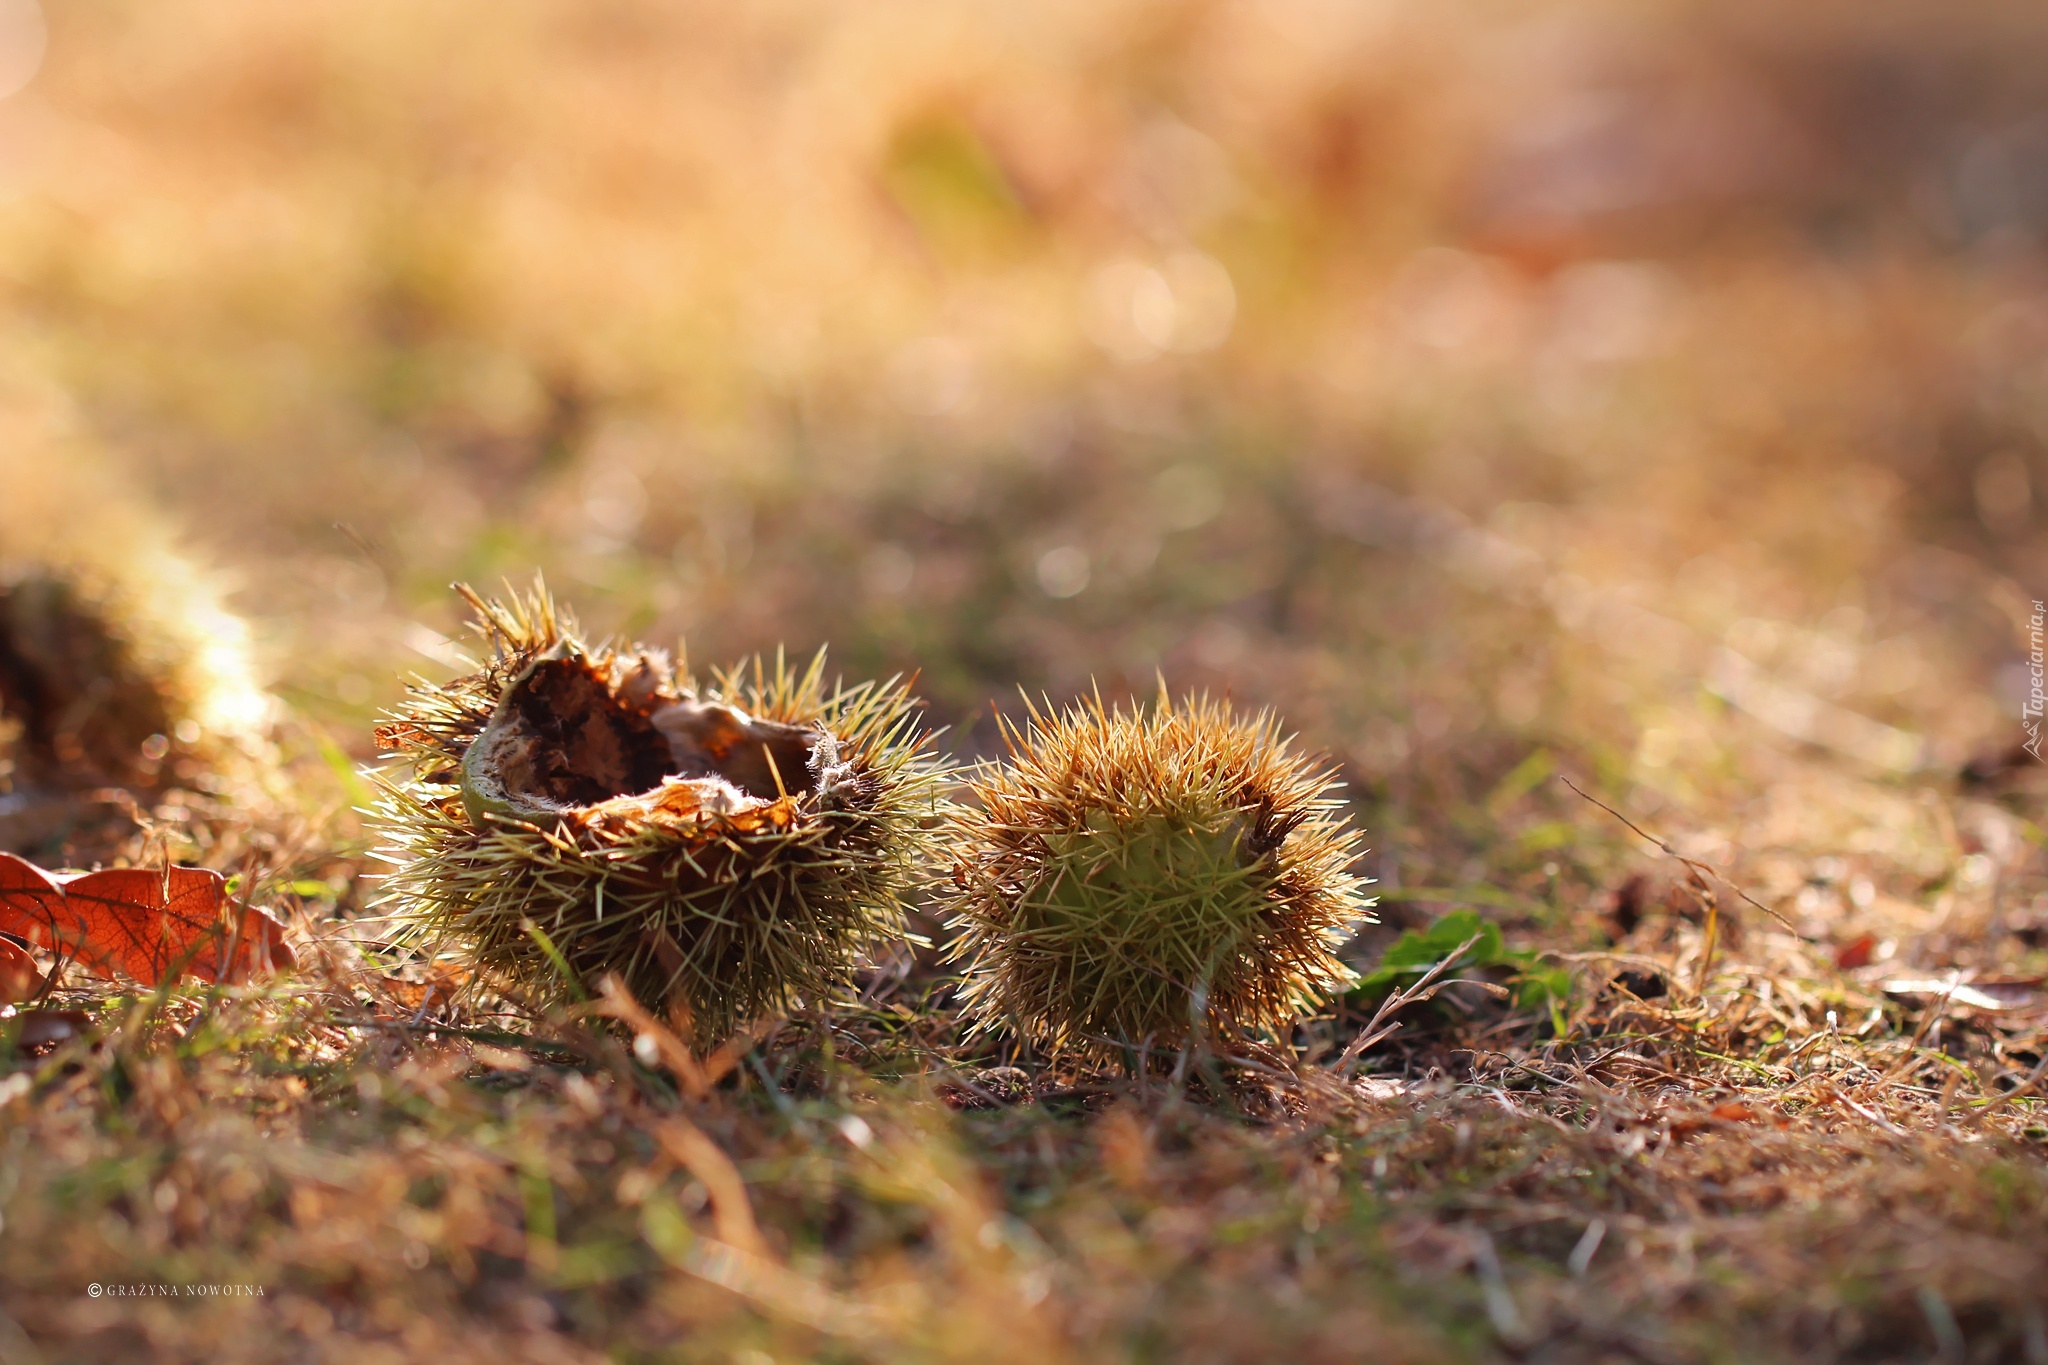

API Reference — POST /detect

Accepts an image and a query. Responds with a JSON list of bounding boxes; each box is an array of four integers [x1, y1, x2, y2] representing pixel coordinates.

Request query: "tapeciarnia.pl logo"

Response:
[[2027, 599, 2046, 762]]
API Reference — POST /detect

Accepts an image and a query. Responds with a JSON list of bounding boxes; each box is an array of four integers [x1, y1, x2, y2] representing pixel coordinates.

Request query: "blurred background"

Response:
[[4, 0, 2048, 924]]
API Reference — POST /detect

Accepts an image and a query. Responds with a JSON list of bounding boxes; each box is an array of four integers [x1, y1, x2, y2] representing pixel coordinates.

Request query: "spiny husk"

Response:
[[370, 581, 946, 1045], [0, 432, 272, 796], [0, 547, 281, 867], [0, 568, 180, 785], [0, 564, 273, 790], [941, 690, 1372, 1058]]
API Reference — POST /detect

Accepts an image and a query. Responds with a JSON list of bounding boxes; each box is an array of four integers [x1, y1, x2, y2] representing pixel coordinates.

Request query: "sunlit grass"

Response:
[[1, 0, 2047, 1360]]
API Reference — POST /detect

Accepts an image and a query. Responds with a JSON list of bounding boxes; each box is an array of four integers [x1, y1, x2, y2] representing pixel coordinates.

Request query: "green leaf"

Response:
[[1350, 908, 1507, 999], [1350, 908, 1578, 1023], [1513, 964, 1573, 1033]]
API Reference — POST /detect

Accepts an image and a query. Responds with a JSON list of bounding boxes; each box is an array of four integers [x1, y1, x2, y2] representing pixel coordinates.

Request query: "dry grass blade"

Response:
[[1970, 1052, 2048, 1120], [1335, 932, 1486, 1077], [654, 1118, 766, 1257], [593, 973, 712, 1099]]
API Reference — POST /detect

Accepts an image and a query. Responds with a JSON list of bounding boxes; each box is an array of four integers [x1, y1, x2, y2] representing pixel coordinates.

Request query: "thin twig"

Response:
[[655, 1117, 767, 1256], [1876, 979, 1959, 1087], [590, 974, 775, 1100], [1561, 775, 1807, 938], [1826, 1084, 1911, 1138], [1335, 932, 1485, 1077], [1966, 1050, 2048, 1123]]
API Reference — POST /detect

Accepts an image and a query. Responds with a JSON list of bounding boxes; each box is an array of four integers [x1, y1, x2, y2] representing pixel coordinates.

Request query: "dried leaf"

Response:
[[376, 965, 470, 1016], [4, 1008, 90, 1052], [1881, 976, 2044, 1014], [1833, 934, 1878, 970], [1962, 978, 2046, 1010], [0, 851, 293, 987], [0, 936, 42, 1003], [1352, 1076, 1413, 1103]]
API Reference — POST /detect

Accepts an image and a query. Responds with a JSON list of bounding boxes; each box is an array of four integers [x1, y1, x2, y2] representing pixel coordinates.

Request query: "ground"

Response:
[[0, 2, 2047, 1361]]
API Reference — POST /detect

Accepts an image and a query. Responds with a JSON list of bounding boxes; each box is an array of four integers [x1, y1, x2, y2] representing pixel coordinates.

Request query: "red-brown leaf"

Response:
[[1833, 933, 1877, 970], [0, 935, 42, 1003], [0, 851, 293, 987]]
